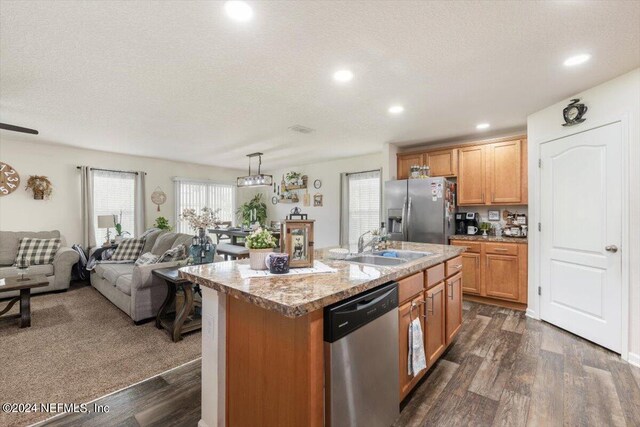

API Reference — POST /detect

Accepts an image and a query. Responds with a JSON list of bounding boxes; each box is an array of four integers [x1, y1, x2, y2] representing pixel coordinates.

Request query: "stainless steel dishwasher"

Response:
[[324, 281, 399, 427]]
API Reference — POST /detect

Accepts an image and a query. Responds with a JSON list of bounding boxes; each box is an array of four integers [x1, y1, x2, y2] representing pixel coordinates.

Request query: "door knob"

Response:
[[605, 245, 618, 253]]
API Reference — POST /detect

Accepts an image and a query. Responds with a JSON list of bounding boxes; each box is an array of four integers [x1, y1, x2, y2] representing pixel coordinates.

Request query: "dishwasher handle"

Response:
[[324, 282, 398, 343]]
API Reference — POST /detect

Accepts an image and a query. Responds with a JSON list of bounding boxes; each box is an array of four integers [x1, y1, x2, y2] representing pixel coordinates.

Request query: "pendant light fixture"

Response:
[[236, 152, 273, 188]]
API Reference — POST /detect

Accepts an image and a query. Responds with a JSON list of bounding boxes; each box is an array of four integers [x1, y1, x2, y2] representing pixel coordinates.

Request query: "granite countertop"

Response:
[[179, 242, 465, 318], [449, 234, 528, 243]]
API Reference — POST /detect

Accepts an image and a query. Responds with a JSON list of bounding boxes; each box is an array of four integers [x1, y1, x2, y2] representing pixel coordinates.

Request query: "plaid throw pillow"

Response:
[[158, 244, 187, 263], [111, 238, 145, 261], [14, 238, 61, 265], [135, 252, 159, 266]]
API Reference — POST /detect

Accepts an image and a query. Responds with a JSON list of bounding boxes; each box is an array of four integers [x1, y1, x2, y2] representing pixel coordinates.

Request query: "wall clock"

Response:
[[0, 161, 20, 196], [562, 98, 587, 126]]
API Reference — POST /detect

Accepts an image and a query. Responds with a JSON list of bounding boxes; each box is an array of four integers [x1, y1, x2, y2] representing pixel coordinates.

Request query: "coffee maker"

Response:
[[455, 212, 480, 235]]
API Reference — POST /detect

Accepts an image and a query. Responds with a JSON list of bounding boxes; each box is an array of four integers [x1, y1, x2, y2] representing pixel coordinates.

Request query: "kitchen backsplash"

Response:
[[456, 205, 529, 229]]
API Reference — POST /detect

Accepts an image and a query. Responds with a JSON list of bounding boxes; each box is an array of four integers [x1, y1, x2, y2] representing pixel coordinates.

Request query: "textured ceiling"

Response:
[[1, 1, 639, 169]]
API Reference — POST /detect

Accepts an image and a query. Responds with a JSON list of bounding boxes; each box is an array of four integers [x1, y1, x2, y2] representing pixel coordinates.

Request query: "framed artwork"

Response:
[[488, 210, 500, 221], [281, 220, 315, 268], [313, 193, 323, 207]]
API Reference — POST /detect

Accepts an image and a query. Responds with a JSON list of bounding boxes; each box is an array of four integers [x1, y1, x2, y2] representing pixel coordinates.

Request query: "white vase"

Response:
[[249, 248, 272, 270]]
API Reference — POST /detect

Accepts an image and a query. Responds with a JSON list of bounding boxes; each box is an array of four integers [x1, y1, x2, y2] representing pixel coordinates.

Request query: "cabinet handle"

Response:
[[494, 248, 508, 252], [452, 264, 463, 269], [448, 282, 454, 299], [426, 294, 434, 314]]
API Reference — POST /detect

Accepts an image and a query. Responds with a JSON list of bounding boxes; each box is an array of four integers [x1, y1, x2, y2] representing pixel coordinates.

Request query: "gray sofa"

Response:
[[0, 230, 79, 298], [90, 230, 194, 323]]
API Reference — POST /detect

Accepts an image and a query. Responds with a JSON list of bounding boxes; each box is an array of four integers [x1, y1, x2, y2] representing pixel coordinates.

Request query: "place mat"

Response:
[[238, 260, 337, 279]]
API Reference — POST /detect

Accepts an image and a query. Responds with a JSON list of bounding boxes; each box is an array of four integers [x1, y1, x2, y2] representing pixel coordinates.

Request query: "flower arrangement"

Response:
[[25, 175, 53, 200], [180, 207, 221, 231], [245, 227, 277, 249]]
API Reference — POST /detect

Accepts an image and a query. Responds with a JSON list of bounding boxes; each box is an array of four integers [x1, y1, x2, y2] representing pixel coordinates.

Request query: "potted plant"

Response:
[[154, 216, 172, 231], [25, 175, 53, 200], [236, 193, 267, 227], [113, 211, 130, 243], [245, 227, 277, 270], [285, 171, 301, 185]]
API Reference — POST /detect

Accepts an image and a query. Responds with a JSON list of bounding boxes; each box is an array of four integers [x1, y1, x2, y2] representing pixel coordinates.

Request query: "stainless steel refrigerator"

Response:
[[385, 178, 456, 244]]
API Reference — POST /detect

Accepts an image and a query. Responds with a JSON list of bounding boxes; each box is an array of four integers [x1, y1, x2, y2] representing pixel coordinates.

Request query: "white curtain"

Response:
[[80, 166, 96, 248], [174, 178, 236, 233], [340, 169, 382, 246], [134, 171, 146, 236]]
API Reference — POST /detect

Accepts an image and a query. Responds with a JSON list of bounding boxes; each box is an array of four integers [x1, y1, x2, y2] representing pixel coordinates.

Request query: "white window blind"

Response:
[[174, 179, 236, 233], [93, 170, 136, 243], [341, 170, 381, 246]]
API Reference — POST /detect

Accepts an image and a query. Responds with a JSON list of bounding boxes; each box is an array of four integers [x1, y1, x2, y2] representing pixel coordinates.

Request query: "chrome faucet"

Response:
[[357, 230, 378, 254]]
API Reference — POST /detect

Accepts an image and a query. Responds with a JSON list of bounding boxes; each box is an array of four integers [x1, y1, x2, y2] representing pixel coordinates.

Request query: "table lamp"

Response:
[[98, 214, 116, 246]]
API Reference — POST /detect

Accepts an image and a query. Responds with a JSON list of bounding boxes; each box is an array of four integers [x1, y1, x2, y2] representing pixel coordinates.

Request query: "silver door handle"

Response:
[[406, 197, 412, 241], [605, 245, 618, 253], [401, 197, 408, 240]]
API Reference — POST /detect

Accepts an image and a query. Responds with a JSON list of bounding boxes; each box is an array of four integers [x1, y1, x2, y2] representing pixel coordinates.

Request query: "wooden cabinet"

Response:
[[458, 145, 486, 204], [488, 140, 524, 204], [451, 239, 528, 309], [424, 282, 446, 367], [445, 272, 463, 344], [397, 153, 425, 180], [399, 295, 426, 400], [427, 149, 457, 177], [485, 254, 520, 301]]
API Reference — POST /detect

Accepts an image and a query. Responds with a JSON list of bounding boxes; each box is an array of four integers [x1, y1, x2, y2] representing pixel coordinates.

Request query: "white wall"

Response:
[[527, 68, 640, 364], [0, 139, 243, 244], [239, 152, 382, 249]]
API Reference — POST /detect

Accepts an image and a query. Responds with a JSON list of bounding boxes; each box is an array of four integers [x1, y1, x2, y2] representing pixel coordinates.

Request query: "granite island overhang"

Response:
[[179, 242, 465, 427]]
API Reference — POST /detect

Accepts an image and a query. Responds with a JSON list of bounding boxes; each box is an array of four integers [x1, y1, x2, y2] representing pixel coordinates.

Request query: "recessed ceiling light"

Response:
[[476, 123, 490, 130], [563, 53, 591, 67], [224, 1, 253, 22], [388, 105, 404, 114], [333, 70, 354, 83]]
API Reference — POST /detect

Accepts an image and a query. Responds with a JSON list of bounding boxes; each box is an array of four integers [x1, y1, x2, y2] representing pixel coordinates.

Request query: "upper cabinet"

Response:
[[457, 145, 486, 205], [487, 140, 526, 204], [427, 149, 457, 177], [397, 153, 425, 180]]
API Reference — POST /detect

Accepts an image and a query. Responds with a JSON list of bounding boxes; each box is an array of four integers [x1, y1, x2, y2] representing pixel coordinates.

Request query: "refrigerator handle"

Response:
[[401, 197, 408, 240], [406, 197, 412, 241]]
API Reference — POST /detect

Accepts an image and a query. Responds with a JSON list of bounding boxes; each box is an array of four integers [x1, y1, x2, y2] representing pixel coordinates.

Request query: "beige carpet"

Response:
[[0, 285, 201, 427]]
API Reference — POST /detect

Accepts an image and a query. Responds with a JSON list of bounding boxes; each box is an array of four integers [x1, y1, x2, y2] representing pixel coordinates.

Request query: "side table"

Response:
[[0, 275, 48, 328], [152, 267, 202, 342]]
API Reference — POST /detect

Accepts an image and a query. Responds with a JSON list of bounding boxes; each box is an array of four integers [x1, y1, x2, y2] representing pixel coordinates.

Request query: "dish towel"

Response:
[[408, 318, 427, 376]]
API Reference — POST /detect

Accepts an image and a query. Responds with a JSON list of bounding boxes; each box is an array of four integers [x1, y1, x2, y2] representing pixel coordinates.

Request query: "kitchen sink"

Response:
[[372, 250, 433, 260], [345, 255, 408, 266]]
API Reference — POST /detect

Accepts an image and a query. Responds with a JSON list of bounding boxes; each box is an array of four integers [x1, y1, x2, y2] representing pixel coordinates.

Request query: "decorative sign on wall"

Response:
[[0, 161, 20, 196], [151, 187, 167, 211]]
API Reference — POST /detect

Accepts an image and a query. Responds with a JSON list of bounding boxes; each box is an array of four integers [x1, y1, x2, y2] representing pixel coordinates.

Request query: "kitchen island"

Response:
[[180, 242, 465, 427]]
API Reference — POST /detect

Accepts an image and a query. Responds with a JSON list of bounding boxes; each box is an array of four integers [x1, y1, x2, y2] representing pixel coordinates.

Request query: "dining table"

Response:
[[208, 227, 281, 246]]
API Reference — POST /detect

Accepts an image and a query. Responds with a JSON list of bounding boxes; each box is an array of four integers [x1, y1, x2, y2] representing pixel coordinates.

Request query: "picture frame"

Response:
[[488, 210, 500, 221], [281, 220, 315, 268], [313, 193, 323, 207]]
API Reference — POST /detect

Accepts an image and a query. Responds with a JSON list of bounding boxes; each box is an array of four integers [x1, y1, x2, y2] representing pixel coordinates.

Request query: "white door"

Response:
[[540, 122, 623, 353]]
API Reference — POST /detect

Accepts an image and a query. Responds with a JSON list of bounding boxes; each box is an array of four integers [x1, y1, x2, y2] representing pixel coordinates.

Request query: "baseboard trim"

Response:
[[628, 352, 640, 368], [198, 420, 210, 427], [525, 308, 538, 319]]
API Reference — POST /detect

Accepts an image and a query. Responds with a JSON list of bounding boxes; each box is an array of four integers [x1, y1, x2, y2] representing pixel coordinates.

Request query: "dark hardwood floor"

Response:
[[40, 302, 640, 427]]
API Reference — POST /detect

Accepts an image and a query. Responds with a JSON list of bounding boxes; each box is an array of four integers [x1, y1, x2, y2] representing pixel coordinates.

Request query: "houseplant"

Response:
[[113, 211, 130, 243], [285, 171, 302, 185], [245, 227, 277, 270], [236, 193, 267, 227], [25, 175, 53, 200], [154, 216, 172, 231]]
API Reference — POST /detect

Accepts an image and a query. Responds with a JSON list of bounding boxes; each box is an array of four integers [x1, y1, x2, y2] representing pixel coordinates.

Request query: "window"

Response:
[[174, 178, 236, 233], [341, 170, 381, 247], [93, 170, 136, 243]]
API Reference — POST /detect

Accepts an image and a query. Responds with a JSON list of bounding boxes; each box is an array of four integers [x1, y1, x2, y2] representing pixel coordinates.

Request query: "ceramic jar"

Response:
[[265, 252, 290, 274], [249, 248, 272, 270]]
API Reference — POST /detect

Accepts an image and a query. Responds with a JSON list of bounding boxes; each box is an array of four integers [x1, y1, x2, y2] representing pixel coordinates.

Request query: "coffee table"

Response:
[[0, 275, 48, 328]]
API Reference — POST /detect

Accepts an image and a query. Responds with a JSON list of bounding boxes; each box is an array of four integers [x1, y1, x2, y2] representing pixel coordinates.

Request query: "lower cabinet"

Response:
[[445, 272, 463, 344], [399, 295, 426, 400], [460, 252, 481, 295], [485, 254, 520, 300], [424, 282, 446, 367]]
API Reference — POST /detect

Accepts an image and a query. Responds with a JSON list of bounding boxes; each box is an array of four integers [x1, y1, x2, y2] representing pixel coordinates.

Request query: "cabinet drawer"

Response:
[[398, 272, 425, 303], [485, 243, 518, 256], [445, 256, 463, 278], [425, 263, 445, 289], [450, 240, 481, 254]]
